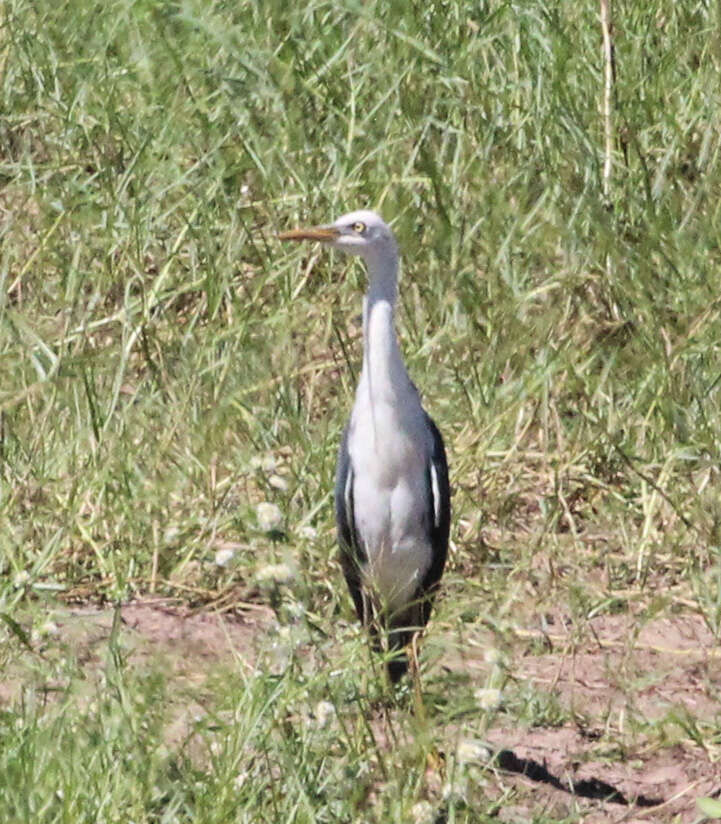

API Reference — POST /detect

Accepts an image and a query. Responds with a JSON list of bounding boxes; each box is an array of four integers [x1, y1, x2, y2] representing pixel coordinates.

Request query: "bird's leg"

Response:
[[361, 590, 382, 687]]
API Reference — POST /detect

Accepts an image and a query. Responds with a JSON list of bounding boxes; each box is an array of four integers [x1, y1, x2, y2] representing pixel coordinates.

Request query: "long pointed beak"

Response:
[[277, 225, 340, 243]]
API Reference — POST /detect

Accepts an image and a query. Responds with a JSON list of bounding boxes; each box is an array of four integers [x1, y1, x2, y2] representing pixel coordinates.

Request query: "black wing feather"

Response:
[[418, 411, 451, 625], [334, 423, 367, 624]]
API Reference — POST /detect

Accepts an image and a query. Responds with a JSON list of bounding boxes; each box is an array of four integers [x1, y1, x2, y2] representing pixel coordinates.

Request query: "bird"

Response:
[[279, 210, 450, 684]]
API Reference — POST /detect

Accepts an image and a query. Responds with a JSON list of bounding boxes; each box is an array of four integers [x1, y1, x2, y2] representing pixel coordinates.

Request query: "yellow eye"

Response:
[[352, 221, 366, 234]]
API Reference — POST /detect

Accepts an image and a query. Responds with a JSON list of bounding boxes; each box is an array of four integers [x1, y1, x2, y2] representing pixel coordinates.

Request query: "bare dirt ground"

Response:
[[0, 599, 276, 725], [482, 610, 721, 822], [3, 600, 719, 821]]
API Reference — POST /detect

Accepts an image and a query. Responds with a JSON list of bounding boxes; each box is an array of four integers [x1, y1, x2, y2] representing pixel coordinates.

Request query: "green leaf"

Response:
[[0, 613, 33, 652], [697, 798, 721, 818]]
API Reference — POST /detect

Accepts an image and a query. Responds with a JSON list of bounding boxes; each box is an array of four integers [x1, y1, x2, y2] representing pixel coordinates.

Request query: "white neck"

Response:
[[360, 248, 408, 409]]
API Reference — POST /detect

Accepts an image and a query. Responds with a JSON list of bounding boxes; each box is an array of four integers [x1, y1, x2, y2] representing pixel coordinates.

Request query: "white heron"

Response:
[[279, 210, 450, 683]]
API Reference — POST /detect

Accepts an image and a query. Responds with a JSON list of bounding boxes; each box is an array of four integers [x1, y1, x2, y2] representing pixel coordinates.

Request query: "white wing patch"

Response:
[[344, 464, 354, 531], [430, 462, 441, 529]]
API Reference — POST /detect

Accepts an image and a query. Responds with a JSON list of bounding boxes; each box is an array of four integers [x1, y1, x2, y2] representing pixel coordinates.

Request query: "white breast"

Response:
[[348, 392, 433, 614]]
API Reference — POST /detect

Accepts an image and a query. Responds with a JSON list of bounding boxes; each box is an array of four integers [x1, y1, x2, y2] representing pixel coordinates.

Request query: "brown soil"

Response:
[[0, 599, 275, 706], [2, 600, 719, 821], [480, 610, 721, 823]]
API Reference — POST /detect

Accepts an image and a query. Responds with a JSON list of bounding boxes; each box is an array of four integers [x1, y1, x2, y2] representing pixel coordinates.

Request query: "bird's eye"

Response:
[[352, 221, 366, 234]]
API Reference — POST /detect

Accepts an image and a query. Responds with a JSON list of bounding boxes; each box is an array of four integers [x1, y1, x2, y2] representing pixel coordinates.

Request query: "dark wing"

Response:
[[334, 423, 367, 624], [418, 411, 451, 625]]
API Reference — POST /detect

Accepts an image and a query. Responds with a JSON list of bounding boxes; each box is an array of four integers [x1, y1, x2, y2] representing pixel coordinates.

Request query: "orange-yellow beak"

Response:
[[277, 226, 340, 242]]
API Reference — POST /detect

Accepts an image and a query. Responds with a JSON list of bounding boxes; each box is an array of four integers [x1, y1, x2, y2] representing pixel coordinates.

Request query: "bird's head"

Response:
[[278, 210, 397, 262]]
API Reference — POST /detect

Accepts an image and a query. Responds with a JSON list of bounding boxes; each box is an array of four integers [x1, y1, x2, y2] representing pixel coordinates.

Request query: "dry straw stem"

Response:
[[599, 0, 615, 202]]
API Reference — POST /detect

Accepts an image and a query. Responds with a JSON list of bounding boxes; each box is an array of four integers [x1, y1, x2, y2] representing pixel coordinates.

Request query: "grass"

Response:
[[2, 0, 721, 820]]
